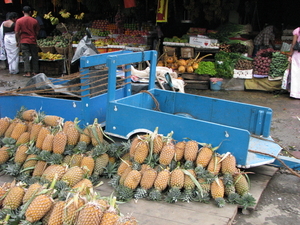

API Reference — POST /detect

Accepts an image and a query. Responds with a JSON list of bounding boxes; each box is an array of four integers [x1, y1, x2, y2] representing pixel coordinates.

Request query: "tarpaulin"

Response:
[[124, 0, 136, 8], [156, 0, 168, 22], [5, 0, 13, 3]]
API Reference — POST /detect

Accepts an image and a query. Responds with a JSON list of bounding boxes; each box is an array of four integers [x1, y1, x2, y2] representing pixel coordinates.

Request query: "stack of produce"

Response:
[[110, 128, 256, 209], [194, 60, 217, 76], [253, 48, 275, 75], [234, 59, 253, 70], [269, 51, 289, 78]]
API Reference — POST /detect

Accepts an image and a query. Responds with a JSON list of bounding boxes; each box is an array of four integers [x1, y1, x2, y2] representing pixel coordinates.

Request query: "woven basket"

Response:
[[40, 46, 55, 54], [55, 46, 68, 55]]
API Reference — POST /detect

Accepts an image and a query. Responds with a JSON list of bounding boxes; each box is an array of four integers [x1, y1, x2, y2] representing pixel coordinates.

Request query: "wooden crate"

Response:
[[39, 59, 65, 77]]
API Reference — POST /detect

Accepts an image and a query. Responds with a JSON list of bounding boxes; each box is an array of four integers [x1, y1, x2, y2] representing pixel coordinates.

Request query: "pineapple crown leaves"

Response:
[[90, 118, 115, 144], [2, 163, 22, 177], [1, 137, 16, 147], [91, 142, 109, 158], [15, 106, 27, 120], [182, 169, 204, 197], [38, 150, 52, 161], [49, 153, 64, 164], [237, 193, 257, 210], [73, 141, 88, 154], [103, 162, 119, 179]]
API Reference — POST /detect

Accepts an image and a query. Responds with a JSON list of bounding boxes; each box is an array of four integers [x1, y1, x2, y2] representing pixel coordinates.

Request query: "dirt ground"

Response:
[[1, 64, 300, 224]]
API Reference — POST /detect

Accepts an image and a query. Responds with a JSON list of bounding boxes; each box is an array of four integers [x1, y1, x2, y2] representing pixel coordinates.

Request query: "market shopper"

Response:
[[253, 25, 277, 57], [15, 6, 40, 77], [288, 27, 300, 99], [0, 12, 19, 74]]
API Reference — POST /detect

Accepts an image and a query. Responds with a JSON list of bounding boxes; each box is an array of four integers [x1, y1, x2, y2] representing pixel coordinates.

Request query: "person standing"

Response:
[[288, 27, 300, 99], [0, 12, 19, 74], [253, 25, 277, 57], [15, 6, 40, 77]]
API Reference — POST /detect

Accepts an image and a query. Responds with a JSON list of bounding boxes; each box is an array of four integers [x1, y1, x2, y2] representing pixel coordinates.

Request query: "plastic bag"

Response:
[[281, 68, 290, 90]]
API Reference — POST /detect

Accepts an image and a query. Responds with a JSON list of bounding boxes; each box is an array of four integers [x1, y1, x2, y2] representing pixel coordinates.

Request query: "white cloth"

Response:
[[290, 55, 300, 99], [4, 32, 19, 74], [0, 23, 6, 61]]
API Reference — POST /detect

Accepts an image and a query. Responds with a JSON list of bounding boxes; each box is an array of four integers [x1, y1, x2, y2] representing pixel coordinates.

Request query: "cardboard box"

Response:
[[233, 69, 253, 79], [163, 46, 177, 56], [180, 47, 194, 58]]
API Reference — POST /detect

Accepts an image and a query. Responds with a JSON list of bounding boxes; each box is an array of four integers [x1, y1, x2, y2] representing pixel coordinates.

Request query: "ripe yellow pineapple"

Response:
[[124, 169, 142, 190], [159, 141, 175, 166], [93, 153, 109, 177], [16, 131, 30, 145], [62, 120, 74, 133], [22, 183, 43, 204], [89, 118, 104, 146], [10, 121, 28, 140], [62, 196, 85, 225], [117, 160, 132, 177], [99, 196, 120, 225], [25, 194, 54, 223], [52, 131, 67, 154], [148, 168, 170, 201], [152, 127, 164, 154], [196, 144, 214, 168], [174, 141, 185, 161], [41, 133, 54, 152], [207, 154, 222, 175], [69, 154, 83, 167], [0, 117, 11, 136], [43, 115, 64, 127], [65, 119, 80, 146], [3, 185, 25, 210], [4, 120, 18, 138], [0, 146, 11, 165], [211, 178, 226, 207], [72, 178, 93, 195], [79, 127, 91, 145], [36, 126, 51, 149], [47, 200, 65, 225], [32, 160, 48, 177], [119, 166, 133, 186], [22, 154, 38, 172], [22, 109, 38, 121], [76, 201, 104, 225], [29, 122, 43, 142], [198, 178, 211, 194], [166, 168, 184, 203], [129, 136, 140, 158], [80, 155, 95, 176], [140, 167, 157, 190], [133, 138, 149, 164], [221, 152, 237, 175], [233, 171, 250, 196], [14, 145, 28, 164], [0, 183, 11, 207], [184, 140, 199, 162], [42, 164, 67, 182], [61, 166, 85, 186]]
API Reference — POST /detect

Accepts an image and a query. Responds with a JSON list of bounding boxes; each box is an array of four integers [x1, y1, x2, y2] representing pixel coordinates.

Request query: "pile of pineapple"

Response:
[[110, 128, 256, 209], [0, 107, 137, 224]]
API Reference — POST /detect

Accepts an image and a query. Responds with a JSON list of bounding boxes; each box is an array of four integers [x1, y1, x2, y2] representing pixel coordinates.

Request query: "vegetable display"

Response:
[[235, 59, 253, 70], [253, 48, 274, 75], [269, 52, 289, 77], [214, 51, 241, 78], [194, 61, 217, 76]]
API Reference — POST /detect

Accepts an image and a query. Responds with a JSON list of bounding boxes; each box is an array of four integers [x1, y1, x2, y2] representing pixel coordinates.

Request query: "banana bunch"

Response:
[[50, 17, 59, 25], [43, 12, 53, 19], [59, 9, 71, 19], [32, 10, 38, 18], [74, 12, 84, 20], [39, 52, 63, 60]]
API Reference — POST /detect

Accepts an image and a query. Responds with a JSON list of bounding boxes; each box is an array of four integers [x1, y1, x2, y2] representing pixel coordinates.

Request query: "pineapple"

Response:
[[42, 133, 54, 152], [61, 166, 85, 186], [42, 164, 67, 182], [79, 126, 92, 145], [99, 196, 120, 225], [62, 195, 85, 225], [72, 178, 93, 195], [159, 141, 175, 166], [69, 154, 84, 167], [0, 146, 11, 165], [52, 131, 67, 154], [32, 160, 48, 177], [211, 178, 226, 207], [184, 140, 199, 162], [16, 131, 30, 145], [181, 169, 196, 202], [117, 160, 132, 177], [89, 118, 104, 146], [62, 120, 74, 133], [123, 169, 142, 190], [36, 126, 51, 149], [135, 167, 157, 199], [81, 155, 95, 176], [233, 171, 250, 196], [14, 144, 29, 164], [0, 117, 11, 136], [22, 182, 43, 204], [76, 201, 104, 225], [65, 118, 80, 146], [174, 141, 185, 162], [47, 200, 65, 225], [148, 168, 170, 201], [221, 152, 237, 175], [44, 115, 64, 127], [119, 166, 132, 186], [152, 127, 164, 154], [115, 214, 138, 225], [22, 154, 38, 173], [25, 194, 54, 223], [166, 168, 184, 203], [133, 136, 149, 164], [196, 144, 214, 168], [30, 122, 43, 142], [207, 153, 222, 176], [93, 153, 109, 177], [4, 119, 18, 138], [22, 109, 38, 121], [10, 120, 28, 140], [129, 136, 140, 158], [198, 177, 211, 194], [0, 183, 11, 207], [3, 185, 25, 210]]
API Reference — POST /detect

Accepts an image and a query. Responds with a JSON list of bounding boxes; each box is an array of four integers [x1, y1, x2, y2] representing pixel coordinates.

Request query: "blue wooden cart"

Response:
[[0, 50, 298, 169]]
